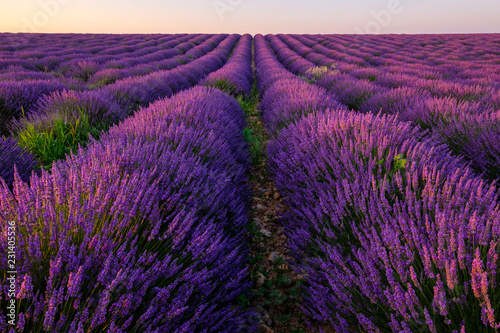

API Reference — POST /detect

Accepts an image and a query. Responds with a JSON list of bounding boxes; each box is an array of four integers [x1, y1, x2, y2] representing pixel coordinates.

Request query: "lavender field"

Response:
[[1, 32, 500, 332]]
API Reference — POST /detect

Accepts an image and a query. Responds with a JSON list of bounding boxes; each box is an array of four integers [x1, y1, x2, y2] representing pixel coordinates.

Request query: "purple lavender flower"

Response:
[[0, 80, 67, 135], [268, 107, 500, 332], [200, 34, 253, 96], [0, 137, 38, 188], [0, 84, 253, 332], [260, 78, 345, 133]]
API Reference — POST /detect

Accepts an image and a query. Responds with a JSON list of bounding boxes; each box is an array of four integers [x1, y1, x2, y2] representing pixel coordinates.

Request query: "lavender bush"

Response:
[[0, 80, 67, 135], [260, 78, 345, 134], [0, 86, 254, 332], [359, 87, 432, 115], [316, 73, 384, 110], [200, 34, 253, 97], [268, 109, 500, 333], [63, 61, 102, 82], [400, 97, 500, 180], [0, 137, 38, 188]]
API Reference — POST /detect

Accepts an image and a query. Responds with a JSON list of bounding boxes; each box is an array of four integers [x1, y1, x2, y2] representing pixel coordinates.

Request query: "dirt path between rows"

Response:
[[239, 49, 335, 332]]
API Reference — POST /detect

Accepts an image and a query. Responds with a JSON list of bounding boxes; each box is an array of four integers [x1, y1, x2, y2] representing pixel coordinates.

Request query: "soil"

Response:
[[243, 105, 335, 333]]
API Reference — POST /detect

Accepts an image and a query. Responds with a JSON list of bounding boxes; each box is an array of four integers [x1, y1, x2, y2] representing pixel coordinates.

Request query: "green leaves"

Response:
[[240, 95, 267, 166], [393, 154, 408, 171], [243, 127, 253, 144], [204, 78, 239, 96], [17, 107, 107, 169], [237, 293, 251, 310]]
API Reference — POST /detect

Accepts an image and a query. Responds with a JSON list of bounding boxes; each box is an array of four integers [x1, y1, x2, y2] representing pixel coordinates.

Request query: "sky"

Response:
[[0, 0, 499, 35]]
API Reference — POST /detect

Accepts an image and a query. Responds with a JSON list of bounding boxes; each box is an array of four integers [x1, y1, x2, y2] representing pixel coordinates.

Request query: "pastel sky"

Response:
[[1, 0, 499, 34]]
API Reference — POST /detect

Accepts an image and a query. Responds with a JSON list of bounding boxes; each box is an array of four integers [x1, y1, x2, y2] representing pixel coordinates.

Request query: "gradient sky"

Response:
[[0, 0, 499, 34]]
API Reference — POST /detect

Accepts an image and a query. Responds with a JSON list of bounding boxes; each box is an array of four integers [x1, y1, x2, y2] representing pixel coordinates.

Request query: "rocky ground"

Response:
[[239, 81, 335, 333]]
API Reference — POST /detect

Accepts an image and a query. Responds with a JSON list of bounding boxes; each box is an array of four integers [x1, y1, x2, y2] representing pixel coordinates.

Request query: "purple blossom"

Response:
[[0, 137, 38, 188], [200, 34, 253, 96], [267, 108, 500, 332], [0, 62, 253, 333], [0, 80, 67, 135]]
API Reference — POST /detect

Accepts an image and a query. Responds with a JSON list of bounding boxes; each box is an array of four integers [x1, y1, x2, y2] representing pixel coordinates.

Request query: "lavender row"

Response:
[[1, 35, 241, 190], [268, 108, 500, 332], [289, 34, 500, 96], [101, 34, 239, 114], [277, 34, 499, 110], [0, 34, 237, 137], [0, 86, 254, 332], [200, 34, 253, 96], [0, 34, 209, 135], [0, 34, 204, 85], [86, 34, 215, 87], [305, 34, 500, 80], [260, 34, 500, 332], [0, 33, 181, 54], [0, 34, 195, 72], [267, 34, 500, 181], [254, 34, 344, 134]]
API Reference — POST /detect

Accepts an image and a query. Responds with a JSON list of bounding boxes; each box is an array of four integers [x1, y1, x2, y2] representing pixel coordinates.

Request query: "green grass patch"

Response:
[[17, 108, 107, 169], [237, 85, 267, 167], [205, 78, 240, 96]]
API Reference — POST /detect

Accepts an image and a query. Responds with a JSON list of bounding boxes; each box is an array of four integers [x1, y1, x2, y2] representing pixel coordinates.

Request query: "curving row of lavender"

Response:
[[0, 85, 255, 332], [1, 32, 499, 332], [0, 34, 234, 136], [254, 34, 344, 134], [0, 35, 213, 126], [0, 33, 259, 332], [0, 34, 243, 188], [269, 110, 500, 333], [267, 33, 500, 181], [0, 34, 198, 83], [101, 34, 239, 114], [200, 34, 253, 97], [259, 34, 500, 332]]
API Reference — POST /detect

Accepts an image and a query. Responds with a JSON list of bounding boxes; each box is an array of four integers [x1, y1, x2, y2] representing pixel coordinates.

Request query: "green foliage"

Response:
[[301, 64, 340, 84], [242, 126, 265, 163], [305, 66, 329, 79], [88, 76, 117, 89], [237, 293, 251, 310], [237, 89, 267, 166], [205, 78, 239, 96], [393, 153, 408, 171], [243, 127, 253, 143], [17, 108, 106, 169], [374, 153, 408, 202]]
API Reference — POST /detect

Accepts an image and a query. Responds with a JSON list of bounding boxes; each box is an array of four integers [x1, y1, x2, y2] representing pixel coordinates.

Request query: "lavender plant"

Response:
[[401, 97, 500, 180], [0, 86, 254, 333], [260, 78, 344, 134], [0, 137, 38, 188], [12, 90, 123, 167], [0, 80, 67, 135], [268, 109, 500, 333], [200, 34, 253, 97]]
